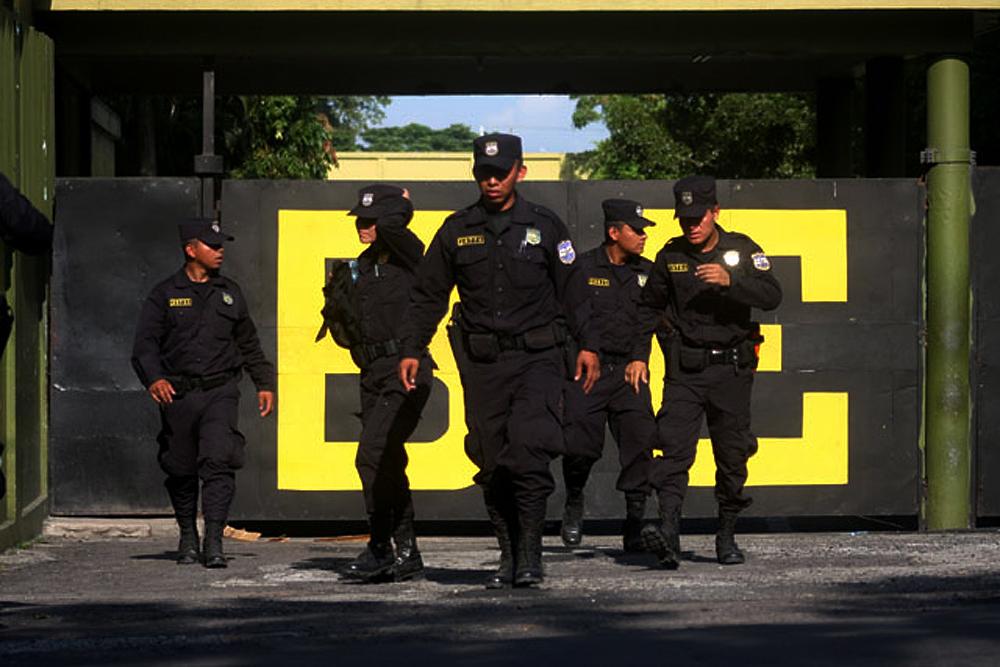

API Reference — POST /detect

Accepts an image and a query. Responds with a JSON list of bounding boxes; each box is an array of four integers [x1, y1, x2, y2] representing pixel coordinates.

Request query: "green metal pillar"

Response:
[[924, 57, 973, 530]]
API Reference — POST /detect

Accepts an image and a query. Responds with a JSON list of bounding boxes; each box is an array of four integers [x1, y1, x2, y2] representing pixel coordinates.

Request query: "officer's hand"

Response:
[[399, 357, 420, 392], [258, 390, 275, 418], [575, 350, 601, 394], [624, 361, 649, 394], [695, 263, 731, 287], [401, 188, 411, 200], [148, 379, 176, 405]]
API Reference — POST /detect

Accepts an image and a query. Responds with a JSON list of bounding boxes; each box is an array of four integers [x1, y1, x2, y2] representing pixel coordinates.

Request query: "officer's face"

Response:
[[678, 206, 719, 249], [355, 218, 377, 244], [186, 239, 224, 270], [608, 223, 647, 257], [474, 161, 526, 211]]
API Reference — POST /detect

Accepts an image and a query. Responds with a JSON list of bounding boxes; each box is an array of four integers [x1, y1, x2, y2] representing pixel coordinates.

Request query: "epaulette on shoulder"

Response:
[[530, 204, 561, 223], [445, 203, 478, 223]]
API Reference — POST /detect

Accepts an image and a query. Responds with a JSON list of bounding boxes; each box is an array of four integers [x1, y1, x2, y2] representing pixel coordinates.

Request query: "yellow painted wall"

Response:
[[330, 152, 568, 182], [44, 1, 1000, 11]]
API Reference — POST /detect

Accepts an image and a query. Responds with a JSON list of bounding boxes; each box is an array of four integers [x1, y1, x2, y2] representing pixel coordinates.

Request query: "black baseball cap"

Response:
[[178, 218, 233, 245], [602, 198, 656, 229], [673, 175, 718, 219], [473, 133, 523, 172], [348, 184, 409, 218]]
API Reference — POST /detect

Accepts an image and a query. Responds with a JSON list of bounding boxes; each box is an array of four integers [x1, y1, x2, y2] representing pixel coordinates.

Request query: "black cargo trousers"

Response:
[[461, 346, 565, 523], [563, 357, 654, 495], [651, 362, 758, 515], [157, 378, 245, 522], [355, 354, 433, 532]]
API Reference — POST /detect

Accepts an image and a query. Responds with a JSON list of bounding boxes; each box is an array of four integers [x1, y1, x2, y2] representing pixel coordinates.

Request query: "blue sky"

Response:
[[377, 95, 609, 154]]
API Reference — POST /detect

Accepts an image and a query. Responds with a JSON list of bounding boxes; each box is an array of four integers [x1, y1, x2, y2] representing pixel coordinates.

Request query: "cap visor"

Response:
[[348, 203, 390, 218], [674, 204, 710, 219], [474, 155, 518, 172], [199, 230, 234, 243]]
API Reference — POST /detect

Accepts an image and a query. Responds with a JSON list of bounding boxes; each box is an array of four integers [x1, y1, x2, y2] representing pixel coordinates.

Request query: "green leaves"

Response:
[[572, 93, 816, 180], [360, 122, 478, 152], [224, 96, 389, 179]]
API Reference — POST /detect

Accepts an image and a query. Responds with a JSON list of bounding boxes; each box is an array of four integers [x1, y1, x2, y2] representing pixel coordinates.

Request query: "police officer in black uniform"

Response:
[[559, 198, 657, 552], [334, 184, 434, 583], [0, 171, 53, 501], [398, 133, 600, 588], [634, 176, 781, 569], [132, 218, 275, 568]]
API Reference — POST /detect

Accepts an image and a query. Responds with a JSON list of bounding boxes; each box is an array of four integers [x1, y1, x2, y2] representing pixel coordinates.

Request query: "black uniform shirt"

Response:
[[577, 245, 653, 360], [131, 269, 275, 390], [354, 205, 425, 345], [636, 225, 782, 358], [0, 171, 52, 255], [400, 194, 595, 357]]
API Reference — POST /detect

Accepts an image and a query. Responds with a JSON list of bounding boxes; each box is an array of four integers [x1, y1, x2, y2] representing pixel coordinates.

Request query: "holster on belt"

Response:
[[447, 302, 472, 371]]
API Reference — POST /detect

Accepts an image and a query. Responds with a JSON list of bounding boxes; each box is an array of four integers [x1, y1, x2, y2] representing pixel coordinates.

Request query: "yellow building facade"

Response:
[[330, 152, 569, 182]]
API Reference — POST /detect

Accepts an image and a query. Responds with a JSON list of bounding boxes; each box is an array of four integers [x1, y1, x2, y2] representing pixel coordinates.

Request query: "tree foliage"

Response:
[[571, 93, 816, 180], [360, 123, 479, 152], [223, 96, 389, 179], [110, 95, 389, 179]]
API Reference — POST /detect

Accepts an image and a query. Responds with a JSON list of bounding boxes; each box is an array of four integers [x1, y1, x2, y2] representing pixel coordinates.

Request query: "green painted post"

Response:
[[924, 57, 972, 530]]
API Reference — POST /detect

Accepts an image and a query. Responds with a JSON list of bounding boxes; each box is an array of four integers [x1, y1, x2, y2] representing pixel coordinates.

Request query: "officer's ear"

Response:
[[182, 239, 198, 261], [515, 161, 527, 183], [606, 224, 622, 243]]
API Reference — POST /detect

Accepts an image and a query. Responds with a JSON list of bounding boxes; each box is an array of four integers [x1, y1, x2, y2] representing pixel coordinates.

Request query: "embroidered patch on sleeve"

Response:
[[557, 240, 576, 265]]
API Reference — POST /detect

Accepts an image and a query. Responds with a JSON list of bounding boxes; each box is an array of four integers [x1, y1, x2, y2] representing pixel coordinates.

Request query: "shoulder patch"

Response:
[[751, 252, 771, 271], [557, 240, 576, 265]]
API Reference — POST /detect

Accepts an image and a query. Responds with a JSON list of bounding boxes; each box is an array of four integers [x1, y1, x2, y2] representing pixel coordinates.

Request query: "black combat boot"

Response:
[[175, 515, 200, 565], [560, 489, 585, 547], [483, 489, 515, 589], [342, 512, 395, 582], [622, 492, 647, 553], [559, 457, 592, 547], [640, 497, 681, 570], [514, 515, 544, 587], [391, 509, 424, 582], [716, 511, 746, 565], [202, 519, 227, 569]]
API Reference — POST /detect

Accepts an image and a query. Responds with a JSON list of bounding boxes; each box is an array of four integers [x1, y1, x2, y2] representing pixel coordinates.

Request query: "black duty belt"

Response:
[[172, 370, 238, 392], [680, 341, 755, 371], [496, 333, 527, 352], [354, 338, 401, 365]]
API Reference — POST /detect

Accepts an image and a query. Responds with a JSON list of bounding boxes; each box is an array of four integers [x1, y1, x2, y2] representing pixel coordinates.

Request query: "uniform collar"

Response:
[[596, 244, 646, 272], [676, 223, 733, 256], [172, 267, 227, 289], [465, 192, 534, 227]]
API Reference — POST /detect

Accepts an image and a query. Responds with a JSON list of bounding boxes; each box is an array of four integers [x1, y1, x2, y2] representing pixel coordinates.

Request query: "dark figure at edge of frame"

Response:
[[398, 133, 600, 588], [559, 198, 658, 552], [332, 185, 434, 583], [131, 218, 275, 569], [633, 175, 781, 569], [0, 171, 54, 502]]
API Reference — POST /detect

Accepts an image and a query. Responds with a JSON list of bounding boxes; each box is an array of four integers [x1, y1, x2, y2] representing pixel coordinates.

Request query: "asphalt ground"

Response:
[[2, 521, 1000, 666]]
